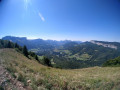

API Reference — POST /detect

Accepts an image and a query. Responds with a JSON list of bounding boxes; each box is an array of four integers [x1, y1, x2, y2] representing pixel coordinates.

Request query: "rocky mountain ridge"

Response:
[[90, 40, 118, 49]]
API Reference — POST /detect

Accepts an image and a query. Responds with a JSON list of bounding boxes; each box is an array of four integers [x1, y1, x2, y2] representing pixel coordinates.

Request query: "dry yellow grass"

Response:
[[0, 49, 120, 90]]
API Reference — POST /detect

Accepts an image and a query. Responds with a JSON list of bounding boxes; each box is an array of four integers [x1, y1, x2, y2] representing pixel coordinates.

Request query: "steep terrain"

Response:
[[0, 49, 120, 90], [0, 49, 31, 90]]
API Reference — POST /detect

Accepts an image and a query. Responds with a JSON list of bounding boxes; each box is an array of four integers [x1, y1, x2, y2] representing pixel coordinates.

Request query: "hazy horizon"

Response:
[[0, 0, 120, 42], [1, 35, 120, 43]]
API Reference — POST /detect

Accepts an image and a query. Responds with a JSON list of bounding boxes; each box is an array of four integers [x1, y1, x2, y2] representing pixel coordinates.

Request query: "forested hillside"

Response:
[[103, 56, 120, 67], [2, 36, 120, 69], [0, 39, 52, 67], [47, 42, 120, 68]]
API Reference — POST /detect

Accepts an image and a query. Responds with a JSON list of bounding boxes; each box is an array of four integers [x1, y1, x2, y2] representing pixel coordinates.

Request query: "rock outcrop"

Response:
[[90, 40, 117, 50]]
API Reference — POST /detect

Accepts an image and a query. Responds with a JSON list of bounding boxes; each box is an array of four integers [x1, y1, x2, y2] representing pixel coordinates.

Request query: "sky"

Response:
[[0, 0, 120, 42]]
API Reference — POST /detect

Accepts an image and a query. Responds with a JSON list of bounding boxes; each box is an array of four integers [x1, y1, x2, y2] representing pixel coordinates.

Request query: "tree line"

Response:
[[0, 39, 51, 67]]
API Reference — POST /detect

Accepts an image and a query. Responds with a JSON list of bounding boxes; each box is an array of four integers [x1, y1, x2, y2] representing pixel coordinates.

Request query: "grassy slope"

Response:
[[0, 49, 120, 90]]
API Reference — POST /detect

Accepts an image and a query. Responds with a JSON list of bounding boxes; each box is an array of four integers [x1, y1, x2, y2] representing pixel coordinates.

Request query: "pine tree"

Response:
[[23, 45, 28, 57], [0, 40, 3, 48], [29, 51, 35, 57], [7, 41, 12, 48], [0, 40, 4, 46], [43, 56, 51, 66], [14, 43, 19, 48], [35, 55, 38, 61]]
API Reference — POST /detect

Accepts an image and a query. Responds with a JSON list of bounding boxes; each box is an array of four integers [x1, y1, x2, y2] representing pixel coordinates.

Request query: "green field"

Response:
[[69, 53, 92, 61], [0, 49, 120, 90]]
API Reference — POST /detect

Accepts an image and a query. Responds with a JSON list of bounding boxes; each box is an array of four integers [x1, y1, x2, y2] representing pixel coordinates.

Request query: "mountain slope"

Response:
[[90, 40, 120, 50], [103, 56, 120, 67], [61, 42, 120, 65], [0, 49, 31, 90], [2, 36, 120, 69], [0, 48, 120, 90], [42, 42, 120, 68]]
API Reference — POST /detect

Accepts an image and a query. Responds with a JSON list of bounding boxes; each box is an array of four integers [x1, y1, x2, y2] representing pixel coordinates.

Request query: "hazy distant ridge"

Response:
[[2, 36, 82, 49]]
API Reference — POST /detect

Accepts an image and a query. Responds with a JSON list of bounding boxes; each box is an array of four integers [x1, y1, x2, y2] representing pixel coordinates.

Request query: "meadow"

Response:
[[0, 49, 120, 90]]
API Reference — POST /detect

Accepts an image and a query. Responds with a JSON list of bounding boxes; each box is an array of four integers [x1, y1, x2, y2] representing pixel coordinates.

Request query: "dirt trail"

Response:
[[0, 49, 31, 90]]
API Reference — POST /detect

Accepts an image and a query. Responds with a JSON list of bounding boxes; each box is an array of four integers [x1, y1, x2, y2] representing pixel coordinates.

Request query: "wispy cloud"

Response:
[[23, 0, 45, 22], [38, 12, 45, 22]]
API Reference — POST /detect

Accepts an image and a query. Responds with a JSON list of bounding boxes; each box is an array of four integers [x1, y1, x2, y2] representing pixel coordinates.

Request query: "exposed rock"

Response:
[[90, 40, 117, 49], [27, 80, 31, 85]]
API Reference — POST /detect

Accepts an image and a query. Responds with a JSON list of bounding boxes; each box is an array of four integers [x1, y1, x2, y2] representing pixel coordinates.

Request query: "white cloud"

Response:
[[38, 12, 45, 22]]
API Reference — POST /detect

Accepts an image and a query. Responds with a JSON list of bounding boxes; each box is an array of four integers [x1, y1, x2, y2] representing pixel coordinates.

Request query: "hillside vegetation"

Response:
[[2, 36, 120, 69], [0, 49, 120, 90], [103, 56, 120, 67]]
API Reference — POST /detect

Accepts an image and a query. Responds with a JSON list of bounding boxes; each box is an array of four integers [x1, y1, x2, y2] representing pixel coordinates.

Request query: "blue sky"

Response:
[[0, 0, 120, 42]]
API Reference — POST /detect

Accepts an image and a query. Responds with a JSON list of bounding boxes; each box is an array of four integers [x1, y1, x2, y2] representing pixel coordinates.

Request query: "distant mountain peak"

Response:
[[2, 36, 27, 40]]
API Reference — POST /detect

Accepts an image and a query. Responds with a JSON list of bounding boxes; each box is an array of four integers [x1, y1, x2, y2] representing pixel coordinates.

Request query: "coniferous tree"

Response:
[[7, 41, 12, 48], [14, 43, 19, 48], [23, 45, 28, 57], [35, 55, 38, 61], [29, 51, 36, 57], [0, 40, 4, 46], [0, 40, 3, 48], [43, 56, 51, 66]]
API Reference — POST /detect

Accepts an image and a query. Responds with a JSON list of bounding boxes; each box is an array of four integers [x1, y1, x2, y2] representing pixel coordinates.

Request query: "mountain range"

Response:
[[2, 36, 120, 69], [2, 36, 82, 49]]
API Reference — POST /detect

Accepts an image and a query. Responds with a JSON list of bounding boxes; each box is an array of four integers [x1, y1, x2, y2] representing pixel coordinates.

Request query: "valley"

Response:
[[1, 0, 120, 89], [2, 36, 120, 69]]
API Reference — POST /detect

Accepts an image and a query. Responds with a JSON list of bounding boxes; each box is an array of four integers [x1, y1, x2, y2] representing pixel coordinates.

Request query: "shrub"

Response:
[[18, 73, 25, 82], [0, 86, 4, 90]]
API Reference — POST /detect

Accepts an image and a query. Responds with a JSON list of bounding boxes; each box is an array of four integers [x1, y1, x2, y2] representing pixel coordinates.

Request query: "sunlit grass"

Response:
[[0, 49, 120, 90]]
